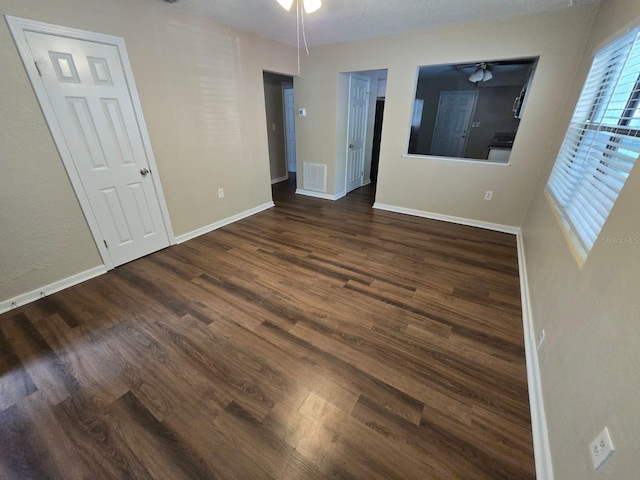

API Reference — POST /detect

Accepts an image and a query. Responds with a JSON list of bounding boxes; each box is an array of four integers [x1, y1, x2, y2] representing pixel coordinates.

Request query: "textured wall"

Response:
[[522, 1, 640, 478], [0, 0, 296, 303], [294, 6, 598, 226]]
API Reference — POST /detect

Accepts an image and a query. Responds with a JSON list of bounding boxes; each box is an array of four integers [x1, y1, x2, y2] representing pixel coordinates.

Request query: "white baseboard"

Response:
[[0, 265, 107, 315], [271, 174, 288, 185], [372, 203, 520, 235], [175, 202, 275, 244], [516, 232, 554, 480], [295, 189, 346, 201], [362, 179, 372, 186]]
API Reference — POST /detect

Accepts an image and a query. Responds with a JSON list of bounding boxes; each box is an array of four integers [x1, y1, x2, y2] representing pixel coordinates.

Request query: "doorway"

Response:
[[8, 17, 173, 270], [337, 69, 388, 199], [263, 72, 295, 184], [370, 99, 385, 183]]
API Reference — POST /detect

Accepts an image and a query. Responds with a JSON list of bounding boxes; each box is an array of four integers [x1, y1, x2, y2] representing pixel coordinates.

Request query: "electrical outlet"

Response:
[[218, 188, 224, 198], [589, 427, 615, 470], [484, 190, 493, 201], [536, 329, 545, 349]]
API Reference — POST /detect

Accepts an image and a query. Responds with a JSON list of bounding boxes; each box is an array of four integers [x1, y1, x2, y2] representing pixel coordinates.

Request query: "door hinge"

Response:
[[103, 239, 108, 249], [34, 62, 42, 77]]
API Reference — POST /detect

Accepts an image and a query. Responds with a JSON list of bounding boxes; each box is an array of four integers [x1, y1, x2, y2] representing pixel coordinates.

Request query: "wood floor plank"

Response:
[[33, 313, 129, 405], [0, 328, 38, 410], [0, 391, 93, 479], [107, 390, 213, 479], [0, 177, 534, 479], [1, 313, 72, 405]]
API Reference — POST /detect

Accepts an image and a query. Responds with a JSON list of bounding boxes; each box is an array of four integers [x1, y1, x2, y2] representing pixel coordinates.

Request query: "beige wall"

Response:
[[0, 0, 296, 303], [295, 6, 598, 226], [522, 1, 640, 478], [263, 72, 292, 182]]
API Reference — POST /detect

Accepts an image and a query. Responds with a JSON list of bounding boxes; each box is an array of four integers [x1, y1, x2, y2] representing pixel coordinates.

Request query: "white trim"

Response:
[[0, 266, 107, 315], [175, 202, 274, 244], [516, 232, 554, 480], [271, 174, 289, 184], [402, 153, 511, 166], [5, 16, 176, 271], [372, 203, 519, 235], [295, 189, 346, 201], [362, 178, 372, 186]]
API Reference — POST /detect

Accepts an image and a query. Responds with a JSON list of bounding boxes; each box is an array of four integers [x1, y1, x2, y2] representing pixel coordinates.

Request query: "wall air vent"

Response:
[[303, 162, 327, 193]]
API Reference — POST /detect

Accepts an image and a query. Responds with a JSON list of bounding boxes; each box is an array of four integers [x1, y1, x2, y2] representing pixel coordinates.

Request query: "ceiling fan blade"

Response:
[[469, 69, 484, 83], [277, 0, 294, 11], [303, 0, 322, 13]]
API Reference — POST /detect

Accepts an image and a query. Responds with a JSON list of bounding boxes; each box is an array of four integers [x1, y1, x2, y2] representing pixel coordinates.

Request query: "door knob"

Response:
[[140, 168, 149, 176], [349, 144, 355, 149]]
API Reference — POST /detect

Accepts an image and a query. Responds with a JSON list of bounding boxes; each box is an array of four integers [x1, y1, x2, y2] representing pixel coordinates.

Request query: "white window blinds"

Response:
[[547, 27, 640, 256]]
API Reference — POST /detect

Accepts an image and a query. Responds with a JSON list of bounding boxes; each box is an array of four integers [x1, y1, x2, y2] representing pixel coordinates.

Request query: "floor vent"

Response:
[[303, 163, 327, 193]]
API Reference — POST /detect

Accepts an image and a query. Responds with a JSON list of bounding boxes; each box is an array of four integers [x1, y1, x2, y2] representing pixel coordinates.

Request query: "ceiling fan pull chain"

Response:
[[301, 1, 310, 55]]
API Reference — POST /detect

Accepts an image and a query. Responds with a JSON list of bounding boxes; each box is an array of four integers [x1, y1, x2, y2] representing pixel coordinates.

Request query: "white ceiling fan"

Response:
[[277, 0, 322, 14], [276, 0, 322, 74]]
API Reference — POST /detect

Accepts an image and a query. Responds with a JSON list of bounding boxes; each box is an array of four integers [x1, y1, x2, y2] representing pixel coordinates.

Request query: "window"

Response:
[[547, 27, 640, 259]]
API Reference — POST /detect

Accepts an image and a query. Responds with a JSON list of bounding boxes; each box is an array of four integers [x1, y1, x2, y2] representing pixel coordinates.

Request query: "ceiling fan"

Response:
[[460, 58, 536, 83], [276, 0, 322, 74], [277, 0, 322, 14], [468, 63, 493, 83]]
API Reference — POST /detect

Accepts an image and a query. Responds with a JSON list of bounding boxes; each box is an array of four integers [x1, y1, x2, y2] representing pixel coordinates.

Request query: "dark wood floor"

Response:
[[0, 178, 535, 479]]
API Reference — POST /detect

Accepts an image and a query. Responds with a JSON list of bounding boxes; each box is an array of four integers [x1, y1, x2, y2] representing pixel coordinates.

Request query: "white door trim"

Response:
[[5, 15, 175, 270]]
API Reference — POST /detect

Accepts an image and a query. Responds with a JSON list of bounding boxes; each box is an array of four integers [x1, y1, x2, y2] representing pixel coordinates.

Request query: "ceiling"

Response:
[[166, 0, 600, 47]]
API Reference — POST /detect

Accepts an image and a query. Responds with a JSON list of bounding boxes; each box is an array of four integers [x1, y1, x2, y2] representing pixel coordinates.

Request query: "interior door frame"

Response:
[[345, 73, 370, 193], [6, 16, 175, 270]]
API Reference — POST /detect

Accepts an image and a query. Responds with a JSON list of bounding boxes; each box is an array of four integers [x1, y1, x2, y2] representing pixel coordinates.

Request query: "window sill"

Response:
[[545, 190, 587, 268], [402, 153, 510, 166]]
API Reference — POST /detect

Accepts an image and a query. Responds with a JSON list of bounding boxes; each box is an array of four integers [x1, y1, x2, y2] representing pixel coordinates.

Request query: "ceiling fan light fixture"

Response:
[[277, 0, 294, 11], [469, 63, 493, 83], [303, 0, 322, 14], [469, 68, 484, 83]]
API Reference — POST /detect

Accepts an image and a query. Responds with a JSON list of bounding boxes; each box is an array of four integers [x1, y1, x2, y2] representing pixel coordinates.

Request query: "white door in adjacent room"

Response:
[[11, 19, 173, 269], [283, 86, 297, 173], [431, 90, 477, 158], [346, 74, 370, 194]]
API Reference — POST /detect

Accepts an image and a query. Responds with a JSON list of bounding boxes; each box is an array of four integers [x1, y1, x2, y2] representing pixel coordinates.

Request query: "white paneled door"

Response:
[[430, 90, 477, 158], [346, 74, 370, 194], [284, 86, 297, 173], [18, 26, 171, 268]]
